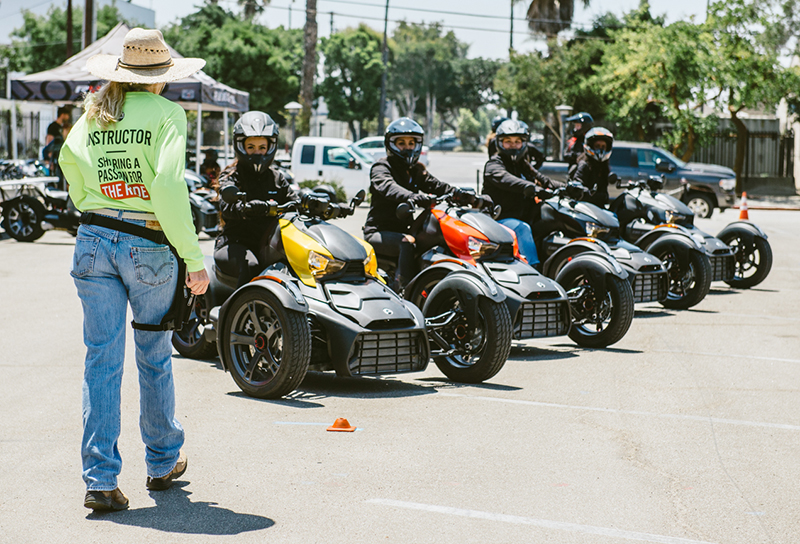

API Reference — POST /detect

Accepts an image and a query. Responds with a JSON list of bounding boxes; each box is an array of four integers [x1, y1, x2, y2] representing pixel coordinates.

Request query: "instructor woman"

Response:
[[59, 28, 209, 511]]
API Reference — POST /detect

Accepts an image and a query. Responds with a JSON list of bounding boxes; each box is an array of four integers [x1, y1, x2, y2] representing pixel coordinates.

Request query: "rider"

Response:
[[214, 111, 320, 287], [563, 112, 594, 166], [486, 115, 508, 157], [483, 119, 564, 268], [364, 117, 473, 291], [570, 127, 614, 207]]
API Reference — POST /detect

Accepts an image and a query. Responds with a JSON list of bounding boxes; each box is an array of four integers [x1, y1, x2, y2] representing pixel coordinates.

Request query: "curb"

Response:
[[732, 205, 800, 211]]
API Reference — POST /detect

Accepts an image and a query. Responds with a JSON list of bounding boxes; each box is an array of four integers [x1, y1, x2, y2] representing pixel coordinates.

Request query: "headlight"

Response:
[[665, 211, 687, 224], [584, 222, 610, 238], [468, 236, 499, 259], [308, 251, 345, 277], [719, 178, 736, 191]]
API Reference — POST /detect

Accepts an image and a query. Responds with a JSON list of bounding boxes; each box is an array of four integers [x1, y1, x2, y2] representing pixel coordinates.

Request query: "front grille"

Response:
[[350, 330, 427, 375], [631, 271, 668, 303], [514, 300, 570, 339], [710, 254, 734, 282]]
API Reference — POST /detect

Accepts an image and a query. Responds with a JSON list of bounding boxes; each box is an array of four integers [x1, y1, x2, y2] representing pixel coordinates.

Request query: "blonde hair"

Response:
[[83, 81, 151, 129]]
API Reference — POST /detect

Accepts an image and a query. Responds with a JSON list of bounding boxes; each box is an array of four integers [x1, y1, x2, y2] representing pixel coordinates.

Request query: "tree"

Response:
[[299, 0, 318, 136], [239, 0, 270, 20], [318, 24, 384, 140], [526, 0, 591, 39], [163, 3, 303, 121], [456, 108, 481, 151]]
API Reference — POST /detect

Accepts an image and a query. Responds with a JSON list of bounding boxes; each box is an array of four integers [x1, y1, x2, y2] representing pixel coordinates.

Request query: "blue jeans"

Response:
[[71, 211, 184, 491], [498, 217, 539, 266]]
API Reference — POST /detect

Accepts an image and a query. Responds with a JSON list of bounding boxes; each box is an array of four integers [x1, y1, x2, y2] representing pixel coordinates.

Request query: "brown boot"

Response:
[[84, 488, 129, 511], [146, 451, 188, 491]]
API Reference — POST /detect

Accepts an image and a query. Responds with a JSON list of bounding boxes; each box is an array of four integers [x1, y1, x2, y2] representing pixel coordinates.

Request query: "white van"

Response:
[[290, 137, 374, 199]]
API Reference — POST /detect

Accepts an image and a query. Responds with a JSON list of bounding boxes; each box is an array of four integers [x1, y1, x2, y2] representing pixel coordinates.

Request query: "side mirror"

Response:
[[492, 204, 502, 220], [348, 158, 359, 170], [655, 158, 675, 173], [396, 202, 413, 221], [523, 185, 537, 199], [220, 185, 243, 204], [647, 175, 665, 191], [351, 189, 366, 208]]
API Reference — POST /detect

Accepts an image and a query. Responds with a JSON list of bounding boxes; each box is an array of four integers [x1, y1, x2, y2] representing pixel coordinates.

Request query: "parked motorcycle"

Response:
[[611, 176, 771, 290], [0, 177, 79, 241], [173, 187, 433, 398], [184, 169, 220, 237]]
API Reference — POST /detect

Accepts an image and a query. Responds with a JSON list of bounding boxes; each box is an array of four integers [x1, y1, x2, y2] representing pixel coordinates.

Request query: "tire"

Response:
[[172, 294, 217, 359], [561, 274, 634, 348], [684, 192, 714, 219], [425, 291, 512, 383], [220, 290, 311, 399], [655, 247, 712, 309], [718, 233, 772, 289], [3, 196, 45, 242]]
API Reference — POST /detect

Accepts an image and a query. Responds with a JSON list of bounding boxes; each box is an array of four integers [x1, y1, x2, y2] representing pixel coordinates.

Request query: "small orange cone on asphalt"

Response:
[[327, 418, 356, 432], [739, 192, 749, 220]]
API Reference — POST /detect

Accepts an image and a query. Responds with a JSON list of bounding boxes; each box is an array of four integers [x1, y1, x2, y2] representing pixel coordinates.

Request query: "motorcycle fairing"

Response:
[[431, 208, 490, 265], [279, 218, 336, 287]]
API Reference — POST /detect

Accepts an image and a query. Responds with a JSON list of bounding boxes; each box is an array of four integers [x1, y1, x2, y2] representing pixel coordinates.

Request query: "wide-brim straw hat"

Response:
[[86, 28, 205, 84]]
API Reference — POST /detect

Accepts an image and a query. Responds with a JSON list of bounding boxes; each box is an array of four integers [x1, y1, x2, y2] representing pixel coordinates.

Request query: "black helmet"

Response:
[[491, 115, 509, 133], [494, 119, 529, 163], [233, 111, 279, 176], [385, 117, 424, 166], [565, 111, 594, 124], [583, 127, 613, 162]]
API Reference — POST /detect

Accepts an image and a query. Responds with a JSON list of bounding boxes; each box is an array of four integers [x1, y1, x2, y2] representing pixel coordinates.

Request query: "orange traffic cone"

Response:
[[739, 192, 749, 220], [327, 418, 356, 432]]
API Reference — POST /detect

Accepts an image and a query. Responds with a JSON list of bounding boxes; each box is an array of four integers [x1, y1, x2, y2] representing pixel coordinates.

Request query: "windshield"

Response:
[[657, 147, 687, 168], [348, 144, 374, 164]]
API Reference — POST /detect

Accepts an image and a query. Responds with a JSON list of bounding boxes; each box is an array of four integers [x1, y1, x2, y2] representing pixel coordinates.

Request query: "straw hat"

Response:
[[86, 28, 205, 84]]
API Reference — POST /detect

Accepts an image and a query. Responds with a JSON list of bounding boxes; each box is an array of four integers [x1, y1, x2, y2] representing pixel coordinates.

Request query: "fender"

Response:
[[403, 259, 470, 304], [644, 234, 702, 273], [554, 252, 628, 299], [421, 269, 505, 332], [634, 226, 702, 253], [717, 220, 768, 243], [542, 238, 615, 280]]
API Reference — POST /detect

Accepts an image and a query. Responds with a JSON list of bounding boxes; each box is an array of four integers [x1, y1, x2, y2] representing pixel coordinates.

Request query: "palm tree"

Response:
[[299, 0, 317, 136], [239, 0, 270, 20], [526, 0, 590, 39]]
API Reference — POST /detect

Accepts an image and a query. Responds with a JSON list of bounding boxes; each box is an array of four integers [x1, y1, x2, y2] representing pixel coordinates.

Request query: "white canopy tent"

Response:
[[8, 23, 249, 172]]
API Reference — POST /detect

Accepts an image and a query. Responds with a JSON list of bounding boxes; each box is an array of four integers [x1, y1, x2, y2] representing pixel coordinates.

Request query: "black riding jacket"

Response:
[[364, 156, 453, 236], [572, 153, 610, 207], [217, 164, 296, 248], [483, 154, 564, 221]]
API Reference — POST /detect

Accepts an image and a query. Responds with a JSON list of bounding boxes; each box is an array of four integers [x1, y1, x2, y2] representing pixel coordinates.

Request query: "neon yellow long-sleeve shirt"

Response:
[[60, 92, 204, 272]]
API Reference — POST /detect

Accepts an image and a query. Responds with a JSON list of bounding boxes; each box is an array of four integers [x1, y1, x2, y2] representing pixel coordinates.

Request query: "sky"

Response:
[[0, 0, 710, 59]]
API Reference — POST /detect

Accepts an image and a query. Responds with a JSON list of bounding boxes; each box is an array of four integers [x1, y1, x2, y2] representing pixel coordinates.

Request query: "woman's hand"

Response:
[[186, 269, 210, 295]]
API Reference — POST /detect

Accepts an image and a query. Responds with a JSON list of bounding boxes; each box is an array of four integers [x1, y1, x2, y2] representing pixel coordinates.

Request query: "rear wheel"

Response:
[[684, 192, 714, 218], [560, 273, 634, 348], [425, 290, 511, 383], [718, 233, 772, 289], [656, 247, 711, 309], [220, 290, 310, 399], [3, 196, 45, 242], [172, 294, 217, 359]]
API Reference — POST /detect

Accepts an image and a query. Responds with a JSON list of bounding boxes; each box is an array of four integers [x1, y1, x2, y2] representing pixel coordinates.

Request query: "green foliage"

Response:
[[298, 180, 347, 203], [317, 24, 384, 139], [162, 2, 303, 122], [1, 4, 131, 74], [456, 108, 481, 151]]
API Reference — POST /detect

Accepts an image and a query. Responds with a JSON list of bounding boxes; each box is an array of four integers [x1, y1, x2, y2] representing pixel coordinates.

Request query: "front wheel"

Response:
[[718, 233, 772, 289], [3, 196, 45, 242], [656, 247, 712, 309], [172, 294, 217, 359], [560, 273, 634, 348], [425, 291, 512, 383], [684, 192, 715, 218], [220, 290, 311, 399]]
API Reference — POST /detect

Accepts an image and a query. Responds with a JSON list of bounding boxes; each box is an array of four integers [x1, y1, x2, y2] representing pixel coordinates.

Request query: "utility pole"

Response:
[[330, 12, 334, 34], [83, 0, 95, 49], [66, 0, 73, 59], [378, 0, 389, 134], [509, 0, 514, 53]]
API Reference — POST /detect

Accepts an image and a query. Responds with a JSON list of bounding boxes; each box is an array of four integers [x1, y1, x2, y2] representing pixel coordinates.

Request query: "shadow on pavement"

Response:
[[86, 482, 274, 535], [708, 288, 739, 295], [414, 377, 522, 392], [634, 308, 674, 319], [509, 344, 581, 362]]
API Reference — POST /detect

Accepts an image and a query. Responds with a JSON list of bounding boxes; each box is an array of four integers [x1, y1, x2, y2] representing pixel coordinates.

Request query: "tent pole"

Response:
[[223, 107, 229, 168], [10, 101, 17, 161], [195, 102, 202, 175]]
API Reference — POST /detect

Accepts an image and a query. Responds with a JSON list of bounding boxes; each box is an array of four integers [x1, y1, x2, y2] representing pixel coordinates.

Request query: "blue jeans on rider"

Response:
[[498, 217, 539, 267], [71, 210, 184, 491]]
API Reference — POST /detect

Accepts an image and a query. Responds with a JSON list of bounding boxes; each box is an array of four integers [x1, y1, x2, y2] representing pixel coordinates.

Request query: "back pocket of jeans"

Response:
[[71, 236, 100, 278], [132, 245, 174, 286]]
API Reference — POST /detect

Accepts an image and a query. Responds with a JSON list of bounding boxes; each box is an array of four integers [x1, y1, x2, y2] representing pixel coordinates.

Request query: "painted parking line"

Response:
[[367, 499, 718, 544], [653, 349, 800, 365], [439, 393, 800, 431]]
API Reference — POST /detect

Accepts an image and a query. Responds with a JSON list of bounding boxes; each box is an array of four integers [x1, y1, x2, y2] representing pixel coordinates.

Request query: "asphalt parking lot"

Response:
[[1, 201, 799, 543]]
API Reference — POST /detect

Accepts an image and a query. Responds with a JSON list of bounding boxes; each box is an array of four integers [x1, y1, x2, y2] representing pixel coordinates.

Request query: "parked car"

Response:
[[290, 137, 374, 199], [536, 141, 737, 218], [428, 135, 462, 152], [352, 135, 430, 166]]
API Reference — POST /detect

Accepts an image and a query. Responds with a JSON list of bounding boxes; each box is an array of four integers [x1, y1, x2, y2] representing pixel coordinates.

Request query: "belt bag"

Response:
[[79, 212, 195, 332]]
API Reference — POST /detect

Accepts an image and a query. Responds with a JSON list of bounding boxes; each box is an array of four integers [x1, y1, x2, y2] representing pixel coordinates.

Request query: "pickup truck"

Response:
[[537, 141, 737, 218], [290, 136, 374, 199]]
